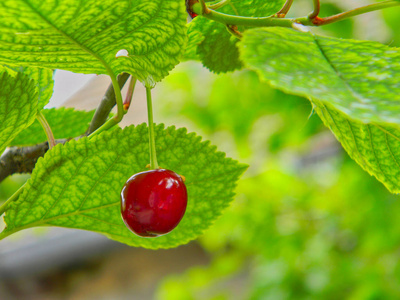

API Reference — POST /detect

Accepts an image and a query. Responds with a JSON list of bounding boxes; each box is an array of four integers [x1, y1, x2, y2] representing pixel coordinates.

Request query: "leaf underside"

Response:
[[239, 27, 400, 125], [315, 100, 400, 194], [5, 65, 54, 110], [1, 124, 247, 249], [0, 68, 38, 154], [0, 0, 187, 82]]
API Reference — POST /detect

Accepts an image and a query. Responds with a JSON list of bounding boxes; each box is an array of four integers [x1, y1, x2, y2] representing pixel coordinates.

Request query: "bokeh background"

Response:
[[1, 1, 400, 299]]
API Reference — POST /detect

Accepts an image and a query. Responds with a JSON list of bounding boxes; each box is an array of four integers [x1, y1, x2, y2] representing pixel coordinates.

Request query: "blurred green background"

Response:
[[153, 3, 400, 298], [1, 1, 400, 299]]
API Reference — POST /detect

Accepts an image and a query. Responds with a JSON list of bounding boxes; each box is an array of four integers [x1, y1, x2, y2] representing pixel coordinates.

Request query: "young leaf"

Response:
[[239, 27, 400, 125], [0, 68, 38, 154], [10, 108, 95, 146], [0, 0, 187, 82], [5, 66, 54, 110], [315, 100, 400, 194], [0, 124, 247, 249], [190, 0, 285, 73]]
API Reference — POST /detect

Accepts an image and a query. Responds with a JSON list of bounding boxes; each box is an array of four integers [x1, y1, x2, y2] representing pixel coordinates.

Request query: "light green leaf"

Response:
[[5, 66, 54, 110], [190, 0, 285, 73], [10, 107, 95, 146], [0, 68, 38, 154], [314, 100, 400, 193], [1, 124, 247, 249], [0, 0, 187, 82], [239, 27, 400, 124], [182, 26, 204, 61]]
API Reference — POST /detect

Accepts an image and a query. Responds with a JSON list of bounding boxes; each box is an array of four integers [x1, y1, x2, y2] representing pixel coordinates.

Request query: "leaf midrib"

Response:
[[22, 0, 109, 72], [311, 34, 366, 106], [0, 202, 120, 240]]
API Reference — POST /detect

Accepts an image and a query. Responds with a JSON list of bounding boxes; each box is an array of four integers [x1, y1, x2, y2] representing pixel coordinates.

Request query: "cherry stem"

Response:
[[308, 0, 320, 19], [146, 86, 159, 170], [275, 0, 294, 17], [0, 183, 26, 217], [36, 111, 56, 149], [123, 76, 137, 111]]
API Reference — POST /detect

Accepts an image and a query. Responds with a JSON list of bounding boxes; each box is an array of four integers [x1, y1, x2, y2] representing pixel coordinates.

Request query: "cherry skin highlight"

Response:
[[121, 169, 188, 237]]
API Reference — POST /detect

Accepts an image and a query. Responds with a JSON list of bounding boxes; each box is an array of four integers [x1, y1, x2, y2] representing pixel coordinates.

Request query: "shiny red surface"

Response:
[[121, 169, 187, 237]]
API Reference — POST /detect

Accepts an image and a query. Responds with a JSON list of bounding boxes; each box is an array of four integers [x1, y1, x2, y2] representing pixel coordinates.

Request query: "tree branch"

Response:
[[0, 139, 67, 183], [86, 72, 130, 135], [0, 73, 131, 184], [191, 0, 400, 28]]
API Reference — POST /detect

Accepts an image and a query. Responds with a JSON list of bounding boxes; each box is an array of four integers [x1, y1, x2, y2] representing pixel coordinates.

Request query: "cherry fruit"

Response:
[[121, 169, 187, 237]]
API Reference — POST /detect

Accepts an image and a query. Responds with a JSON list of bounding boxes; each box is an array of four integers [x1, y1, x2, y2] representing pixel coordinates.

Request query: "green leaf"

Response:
[[1, 124, 247, 249], [190, 0, 284, 73], [5, 66, 54, 110], [10, 107, 95, 146], [239, 27, 400, 125], [314, 100, 400, 193], [0, 0, 187, 82], [182, 26, 204, 61], [0, 68, 38, 154]]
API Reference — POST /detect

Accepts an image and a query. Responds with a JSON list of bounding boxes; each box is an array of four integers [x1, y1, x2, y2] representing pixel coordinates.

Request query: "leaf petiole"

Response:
[[308, 0, 320, 19], [208, 0, 229, 10], [108, 70, 125, 122], [275, 0, 295, 18], [87, 73, 130, 135], [0, 183, 26, 217], [192, 0, 400, 28], [89, 71, 128, 139], [146, 86, 159, 170], [308, 0, 400, 26], [123, 76, 137, 111], [37, 111, 56, 149], [88, 117, 119, 139], [192, 3, 295, 27]]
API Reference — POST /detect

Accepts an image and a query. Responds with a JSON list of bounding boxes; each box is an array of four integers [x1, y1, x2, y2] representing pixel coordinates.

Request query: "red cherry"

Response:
[[121, 169, 188, 237]]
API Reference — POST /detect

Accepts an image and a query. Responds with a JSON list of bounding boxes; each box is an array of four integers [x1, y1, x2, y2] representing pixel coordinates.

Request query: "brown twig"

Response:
[[0, 139, 67, 182], [86, 73, 130, 135], [0, 72, 131, 183]]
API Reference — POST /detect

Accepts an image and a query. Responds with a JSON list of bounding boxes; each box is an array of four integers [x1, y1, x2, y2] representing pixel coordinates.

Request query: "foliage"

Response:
[[10, 108, 95, 146], [0, 0, 187, 82], [239, 27, 400, 125], [154, 52, 400, 300], [189, 0, 285, 72], [1, 124, 245, 248], [0, 69, 38, 154], [0, 0, 399, 266]]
